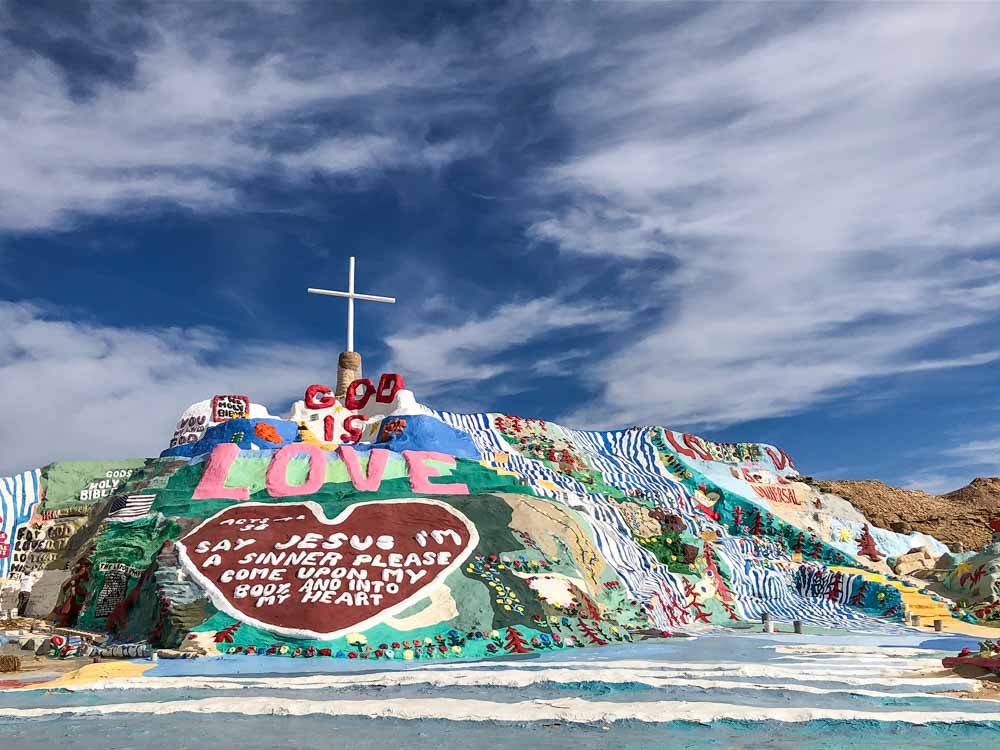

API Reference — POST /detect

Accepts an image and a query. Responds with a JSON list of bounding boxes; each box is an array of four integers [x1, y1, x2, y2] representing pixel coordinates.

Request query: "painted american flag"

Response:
[[106, 494, 156, 522]]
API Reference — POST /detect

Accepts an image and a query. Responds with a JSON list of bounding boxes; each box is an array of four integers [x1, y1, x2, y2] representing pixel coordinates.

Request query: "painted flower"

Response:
[[403, 649, 414, 660], [345, 633, 367, 647]]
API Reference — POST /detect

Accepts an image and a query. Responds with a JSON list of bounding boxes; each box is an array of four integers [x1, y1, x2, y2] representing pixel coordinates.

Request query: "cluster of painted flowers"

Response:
[[220, 628, 521, 659], [493, 415, 595, 479], [973, 599, 1000, 622], [466, 553, 555, 614]]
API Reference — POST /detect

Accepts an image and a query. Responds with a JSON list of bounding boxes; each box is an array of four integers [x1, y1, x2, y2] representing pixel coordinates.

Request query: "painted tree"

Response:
[[809, 536, 823, 560], [682, 579, 712, 623], [502, 626, 533, 654], [720, 599, 741, 621], [733, 505, 744, 531], [576, 617, 609, 645], [750, 510, 765, 537], [568, 583, 602, 621], [826, 571, 843, 602], [214, 622, 242, 644], [702, 541, 733, 605], [855, 525, 882, 562], [849, 580, 869, 607], [54, 550, 94, 627], [793, 532, 805, 555]]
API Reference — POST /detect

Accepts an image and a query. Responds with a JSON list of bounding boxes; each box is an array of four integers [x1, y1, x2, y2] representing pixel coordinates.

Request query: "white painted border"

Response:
[[175, 498, 480, 641]]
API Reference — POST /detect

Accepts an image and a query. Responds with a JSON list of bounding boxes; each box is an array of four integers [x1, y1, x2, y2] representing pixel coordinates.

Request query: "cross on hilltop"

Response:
[[307, 256, 396, 394]]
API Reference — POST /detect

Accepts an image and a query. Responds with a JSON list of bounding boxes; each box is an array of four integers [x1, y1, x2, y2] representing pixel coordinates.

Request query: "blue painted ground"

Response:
[[1, 633, 997, 748]]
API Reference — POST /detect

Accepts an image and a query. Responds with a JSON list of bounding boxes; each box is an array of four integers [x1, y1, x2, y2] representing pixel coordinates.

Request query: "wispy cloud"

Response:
[[3, 0, 1000, 467], [900, 472, 967, 496], [385, 297, 630, 406], [0, 2, 482, 231], [943, 437, 1000, 472], [0, 301, 328, 474], [520, 3, 1000, 429]]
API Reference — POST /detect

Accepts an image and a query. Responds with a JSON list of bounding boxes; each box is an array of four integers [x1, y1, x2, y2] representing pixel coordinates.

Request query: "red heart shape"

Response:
[[177, 499, 478, 639]]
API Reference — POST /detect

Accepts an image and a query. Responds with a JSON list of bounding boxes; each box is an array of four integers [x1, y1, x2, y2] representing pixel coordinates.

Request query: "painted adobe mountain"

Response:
[[1, 374, 996, 660]]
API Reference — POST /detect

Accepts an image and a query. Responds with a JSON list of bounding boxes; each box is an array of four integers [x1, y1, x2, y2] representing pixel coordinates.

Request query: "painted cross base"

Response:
[[336, 351, 362, 397]]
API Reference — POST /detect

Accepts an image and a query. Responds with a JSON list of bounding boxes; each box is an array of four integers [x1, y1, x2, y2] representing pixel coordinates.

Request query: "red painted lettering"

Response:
[[345, 379, 375, 410], [305, 384, 336, 410], [340, 414, 365, 443], [375, 373, 405, 403]]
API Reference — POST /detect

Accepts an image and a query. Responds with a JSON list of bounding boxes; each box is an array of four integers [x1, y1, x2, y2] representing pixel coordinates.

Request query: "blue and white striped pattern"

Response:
[[428, 417, 711, 627], [430, 411, 508, 457], [0, 469, 42, 577], [426, 412, 909, 634], [713, 537, 909, 633]]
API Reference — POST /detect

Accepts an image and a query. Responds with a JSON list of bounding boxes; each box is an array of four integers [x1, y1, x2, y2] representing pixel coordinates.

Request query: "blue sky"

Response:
[[1, 1, 999, 492]]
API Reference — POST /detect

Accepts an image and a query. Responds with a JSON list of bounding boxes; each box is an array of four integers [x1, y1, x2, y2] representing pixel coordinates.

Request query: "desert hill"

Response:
[[811, 478, 1000, 551]]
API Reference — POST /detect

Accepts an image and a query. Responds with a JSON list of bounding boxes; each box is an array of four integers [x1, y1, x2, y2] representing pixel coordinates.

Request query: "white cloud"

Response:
[[0, 4, 480, 231], [522, 3, 1000, 429], [384, 297, 629, 404], [943, 437, 1000, 473], [900, 472, 967, 496], [0, 301, 331, 474]]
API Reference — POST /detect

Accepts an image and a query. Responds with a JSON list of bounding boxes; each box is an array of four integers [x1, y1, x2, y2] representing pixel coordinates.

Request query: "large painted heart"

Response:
[[176, 499, 478, 639]]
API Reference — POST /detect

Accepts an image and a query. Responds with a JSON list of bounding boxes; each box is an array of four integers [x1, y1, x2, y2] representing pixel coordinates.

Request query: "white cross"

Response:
[[307, 256, 396, 353]]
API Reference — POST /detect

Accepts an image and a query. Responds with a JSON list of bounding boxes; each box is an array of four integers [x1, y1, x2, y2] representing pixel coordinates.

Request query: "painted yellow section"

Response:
[[28, 660, 154, 689], [830, 566, 1000, 637], [479, 457, 520, 478]]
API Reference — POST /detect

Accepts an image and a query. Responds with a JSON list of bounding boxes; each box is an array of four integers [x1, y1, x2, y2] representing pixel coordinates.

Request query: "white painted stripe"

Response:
[[2, 696, 998, 724], [73, 666, 980, 701]]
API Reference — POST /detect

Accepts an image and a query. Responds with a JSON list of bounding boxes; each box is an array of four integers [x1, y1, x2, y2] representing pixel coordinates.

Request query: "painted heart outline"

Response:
[[176, 498, 479, 640]]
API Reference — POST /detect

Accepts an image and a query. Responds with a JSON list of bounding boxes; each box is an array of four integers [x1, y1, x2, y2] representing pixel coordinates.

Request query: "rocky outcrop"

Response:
[[812, 478, 1000, 551]]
